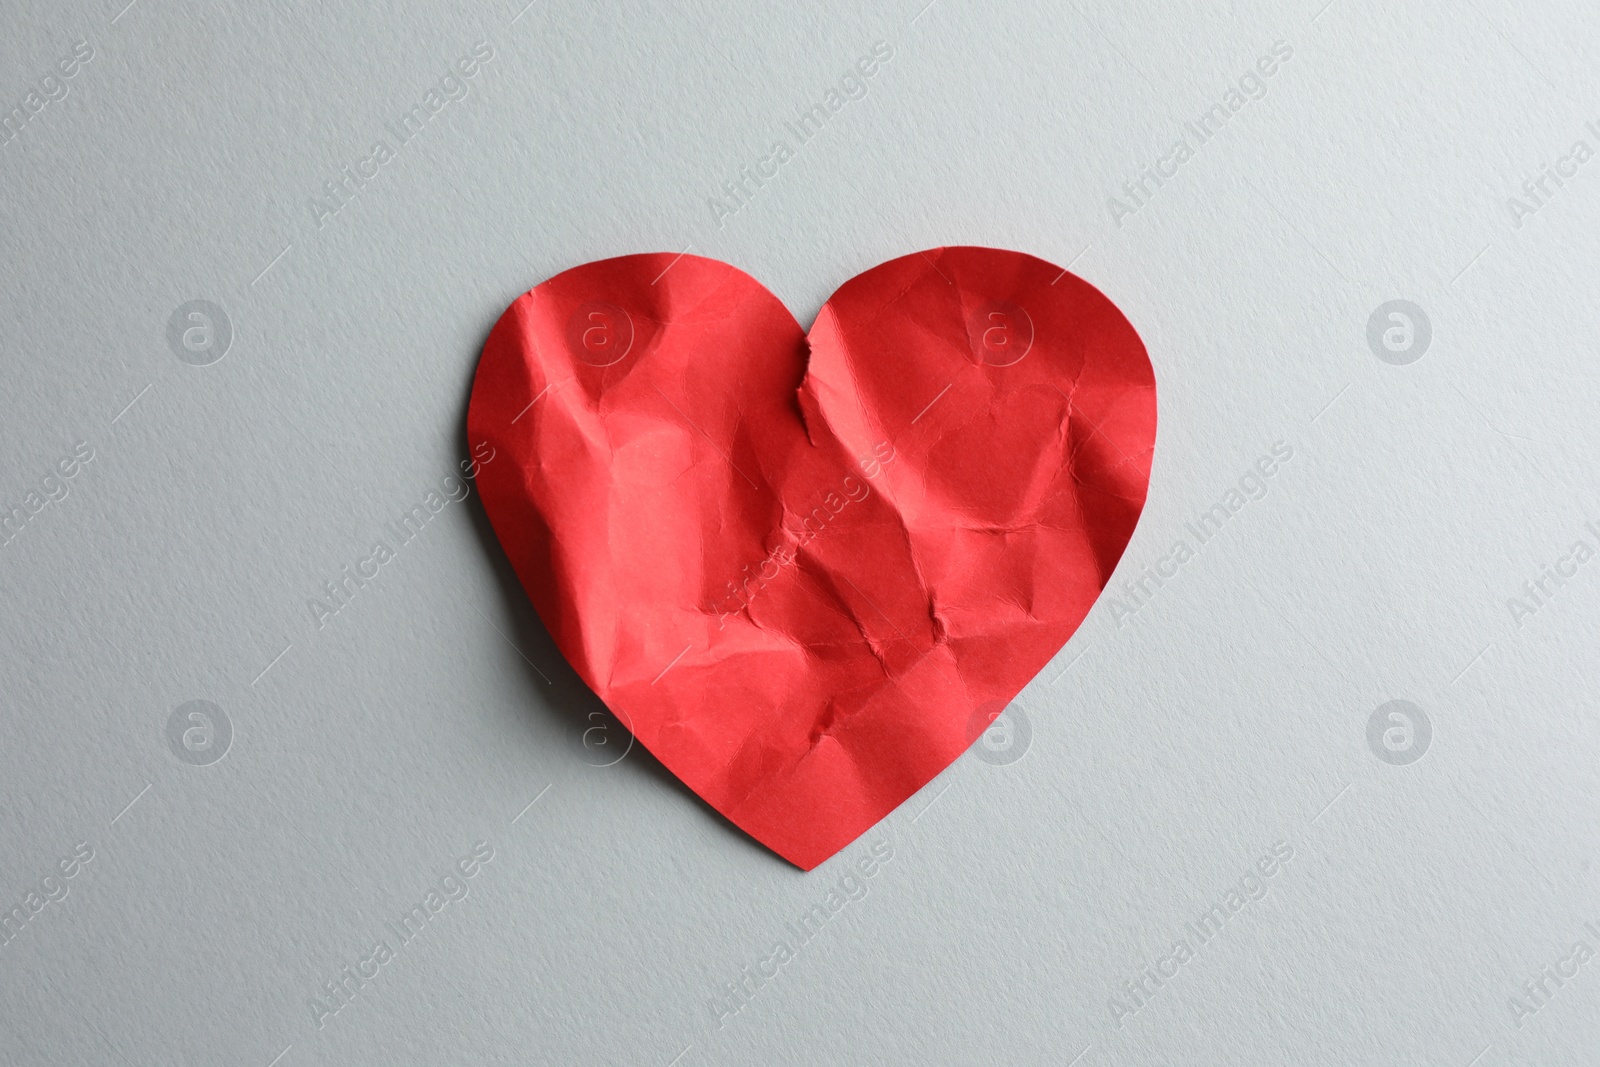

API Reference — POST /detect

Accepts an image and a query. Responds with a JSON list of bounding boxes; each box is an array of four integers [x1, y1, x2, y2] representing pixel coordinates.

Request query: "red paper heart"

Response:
[[468, 247, 1155, 869]]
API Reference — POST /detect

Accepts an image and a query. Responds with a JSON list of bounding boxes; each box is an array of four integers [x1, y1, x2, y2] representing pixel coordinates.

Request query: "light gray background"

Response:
[[2, 0, 1597, 1064]]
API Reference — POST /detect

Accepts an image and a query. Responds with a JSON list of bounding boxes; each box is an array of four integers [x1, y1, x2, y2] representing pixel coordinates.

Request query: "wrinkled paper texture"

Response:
[[468, 247, 1155, 869]]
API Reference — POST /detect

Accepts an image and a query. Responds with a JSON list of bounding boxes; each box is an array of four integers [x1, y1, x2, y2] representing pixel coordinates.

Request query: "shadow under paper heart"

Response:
[[452, 366, 781, 869]]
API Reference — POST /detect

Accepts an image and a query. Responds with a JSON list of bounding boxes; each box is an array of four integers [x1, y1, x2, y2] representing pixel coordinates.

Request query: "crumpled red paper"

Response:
[[468, 247, 1155, 869]]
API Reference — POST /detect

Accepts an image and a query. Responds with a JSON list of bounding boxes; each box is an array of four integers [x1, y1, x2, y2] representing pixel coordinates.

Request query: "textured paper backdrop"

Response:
[[2, 1, 1598, 1064]]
